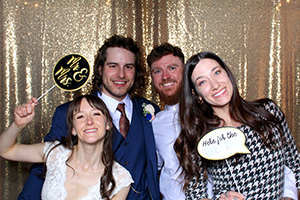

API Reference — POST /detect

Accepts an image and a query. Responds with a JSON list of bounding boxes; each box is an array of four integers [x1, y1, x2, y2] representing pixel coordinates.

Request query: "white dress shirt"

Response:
[[98, 92, 133, 131], [283, 166, 298, 200], [152, 104, 185, 200], [152, 103, 297, 200]]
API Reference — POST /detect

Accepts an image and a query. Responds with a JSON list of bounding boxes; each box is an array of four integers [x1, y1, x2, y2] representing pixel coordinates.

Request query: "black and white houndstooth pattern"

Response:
[[186, 100, 300, 200]]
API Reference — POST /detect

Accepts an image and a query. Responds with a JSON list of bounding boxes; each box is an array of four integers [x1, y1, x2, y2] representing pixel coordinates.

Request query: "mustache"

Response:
[[160, 79, 176, 85]]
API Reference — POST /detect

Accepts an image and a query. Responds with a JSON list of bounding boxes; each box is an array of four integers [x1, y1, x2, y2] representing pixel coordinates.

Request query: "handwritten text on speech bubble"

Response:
[[197, 127, 250, 160]]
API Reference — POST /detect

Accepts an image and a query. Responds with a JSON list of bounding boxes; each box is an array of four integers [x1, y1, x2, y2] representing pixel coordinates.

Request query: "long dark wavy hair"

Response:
[[174, 51, 285, 190], [45, 95, 115, 200], [91, 35, 145, 98]]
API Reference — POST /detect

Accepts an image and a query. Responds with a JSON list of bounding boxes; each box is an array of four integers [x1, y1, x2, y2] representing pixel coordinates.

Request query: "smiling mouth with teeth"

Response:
[[85, 129, 97, 133], [213, 88, 225, 97], [114, 81, 126, 84], [162, 82, 174, 87]]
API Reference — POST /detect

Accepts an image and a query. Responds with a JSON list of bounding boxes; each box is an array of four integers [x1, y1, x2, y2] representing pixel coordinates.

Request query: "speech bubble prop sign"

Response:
[[197, 127, 250, 160], [52, 54, 90, 92]]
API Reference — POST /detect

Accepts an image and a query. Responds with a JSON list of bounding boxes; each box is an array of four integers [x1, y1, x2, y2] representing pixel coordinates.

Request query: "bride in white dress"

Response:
[[0, 95, 133, 200]]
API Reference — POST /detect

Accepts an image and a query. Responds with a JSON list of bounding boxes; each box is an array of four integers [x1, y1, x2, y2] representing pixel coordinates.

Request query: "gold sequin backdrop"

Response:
[[0, 0, 299, 199]]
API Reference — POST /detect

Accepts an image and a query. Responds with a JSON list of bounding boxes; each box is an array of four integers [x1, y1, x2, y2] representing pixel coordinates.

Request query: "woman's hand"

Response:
[[0, 97, 45, 163], [14, 97, 37, 129], [219, 191, 245, 200]]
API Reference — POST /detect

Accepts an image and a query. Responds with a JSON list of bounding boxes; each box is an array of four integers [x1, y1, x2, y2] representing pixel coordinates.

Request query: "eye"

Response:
[[215, 70, 221, 75], [152, 69, 161, 75], [93, 112, 101, 116], [109, 64, 117, 69], [169, 66, 176, 71], [125, 65, 134, 70], [199, 80, 205, 86], [76, 115, 84, 119]]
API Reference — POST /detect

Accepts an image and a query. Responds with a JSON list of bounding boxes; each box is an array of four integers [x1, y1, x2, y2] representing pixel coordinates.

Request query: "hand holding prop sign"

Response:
[[197, 127, 250, 197], [36, 54, 90, 101]]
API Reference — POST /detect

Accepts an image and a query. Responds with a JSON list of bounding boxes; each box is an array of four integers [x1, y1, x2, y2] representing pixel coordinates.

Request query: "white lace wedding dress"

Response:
[[41, 141, 133, 200]]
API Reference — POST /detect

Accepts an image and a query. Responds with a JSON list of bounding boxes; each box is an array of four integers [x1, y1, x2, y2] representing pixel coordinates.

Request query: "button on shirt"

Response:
[[152, 104, 185, 200]]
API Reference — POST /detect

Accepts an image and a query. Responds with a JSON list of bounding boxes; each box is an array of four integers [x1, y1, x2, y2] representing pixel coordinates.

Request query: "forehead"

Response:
[[105, 47, 135, 64], [194, 58, 220, 72], [151, 54, 183, 69], [191, 58, 221, 80], [75, 98, 97, 112]]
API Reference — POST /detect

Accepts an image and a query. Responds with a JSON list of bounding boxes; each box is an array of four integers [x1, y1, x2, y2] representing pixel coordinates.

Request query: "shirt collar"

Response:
[[164, 103, 179, 112], [97, 92, 132, 113]]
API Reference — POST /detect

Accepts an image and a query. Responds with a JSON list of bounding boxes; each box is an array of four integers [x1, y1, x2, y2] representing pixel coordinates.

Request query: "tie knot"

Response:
[[117, 103, 126, 114]]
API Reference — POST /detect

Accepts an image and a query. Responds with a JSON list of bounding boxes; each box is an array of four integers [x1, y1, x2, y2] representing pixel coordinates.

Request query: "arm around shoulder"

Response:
[[44, 101, 70, 142]]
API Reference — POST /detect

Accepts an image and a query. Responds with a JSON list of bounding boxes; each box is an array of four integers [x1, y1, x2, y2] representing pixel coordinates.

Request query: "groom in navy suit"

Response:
[[18, 35, 160, 200]]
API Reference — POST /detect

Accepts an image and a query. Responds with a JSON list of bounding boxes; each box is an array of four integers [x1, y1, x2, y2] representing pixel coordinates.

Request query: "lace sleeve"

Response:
[[110, 162, 134, 198], [41, 141, 69, 200], [43, 141, 60, 156]]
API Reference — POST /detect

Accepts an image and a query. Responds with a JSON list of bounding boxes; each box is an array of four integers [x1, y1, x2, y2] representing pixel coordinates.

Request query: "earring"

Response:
[[197, 97, 203, 105]]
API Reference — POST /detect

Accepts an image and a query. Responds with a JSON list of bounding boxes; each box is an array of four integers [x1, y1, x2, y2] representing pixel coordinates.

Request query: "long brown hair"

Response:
[[174, 51, 285, 190], [46, 95, 115, 200]]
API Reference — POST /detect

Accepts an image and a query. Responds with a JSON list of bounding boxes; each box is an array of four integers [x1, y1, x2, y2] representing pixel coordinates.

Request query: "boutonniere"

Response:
[[142, 103, 155, 122]]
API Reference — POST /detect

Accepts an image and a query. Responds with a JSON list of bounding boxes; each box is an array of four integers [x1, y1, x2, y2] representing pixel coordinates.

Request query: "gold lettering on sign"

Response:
[[54, 55, 88, 88], [74, 68, 88, 82], [61, 77, 72, 85], [55, 66, 71, 85], [67, 56, 81, 71]]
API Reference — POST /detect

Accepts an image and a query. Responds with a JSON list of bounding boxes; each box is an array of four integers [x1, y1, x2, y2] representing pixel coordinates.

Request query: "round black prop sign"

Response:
[[52, 54, 90, 91]]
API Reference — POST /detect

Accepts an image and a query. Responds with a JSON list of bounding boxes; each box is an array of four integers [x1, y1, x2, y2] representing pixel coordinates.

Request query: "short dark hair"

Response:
[[146, 42, 184, 68], [92, 35, 145, 98]]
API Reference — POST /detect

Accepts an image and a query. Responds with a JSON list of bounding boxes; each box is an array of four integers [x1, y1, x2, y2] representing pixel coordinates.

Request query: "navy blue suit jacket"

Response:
[[18, 97, 160, 200]]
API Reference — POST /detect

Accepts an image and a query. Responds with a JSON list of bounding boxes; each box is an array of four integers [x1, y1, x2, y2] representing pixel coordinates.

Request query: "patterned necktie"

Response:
[[116, 103, 130, 138]]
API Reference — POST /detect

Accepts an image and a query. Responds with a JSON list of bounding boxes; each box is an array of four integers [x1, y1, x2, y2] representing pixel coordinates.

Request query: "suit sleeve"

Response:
[[44, 102, 70, 142], [17, 102, 70, 200]]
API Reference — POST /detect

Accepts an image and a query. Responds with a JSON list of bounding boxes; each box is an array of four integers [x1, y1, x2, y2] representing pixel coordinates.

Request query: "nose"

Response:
[[117, 67, 125, 78], [162, 70, 170, 80], [210, 78, 220, 90], [86, 115, 94, 125]]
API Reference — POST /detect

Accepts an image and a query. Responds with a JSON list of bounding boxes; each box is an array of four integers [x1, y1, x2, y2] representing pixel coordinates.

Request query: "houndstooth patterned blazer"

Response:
[[186, 100, 300, 200]]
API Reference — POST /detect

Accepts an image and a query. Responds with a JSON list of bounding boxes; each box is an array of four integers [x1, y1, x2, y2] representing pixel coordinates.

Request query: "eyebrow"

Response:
[[107, 61, 135, 66], [194, 66, 220, 82], [151, 63, 179, 71]]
